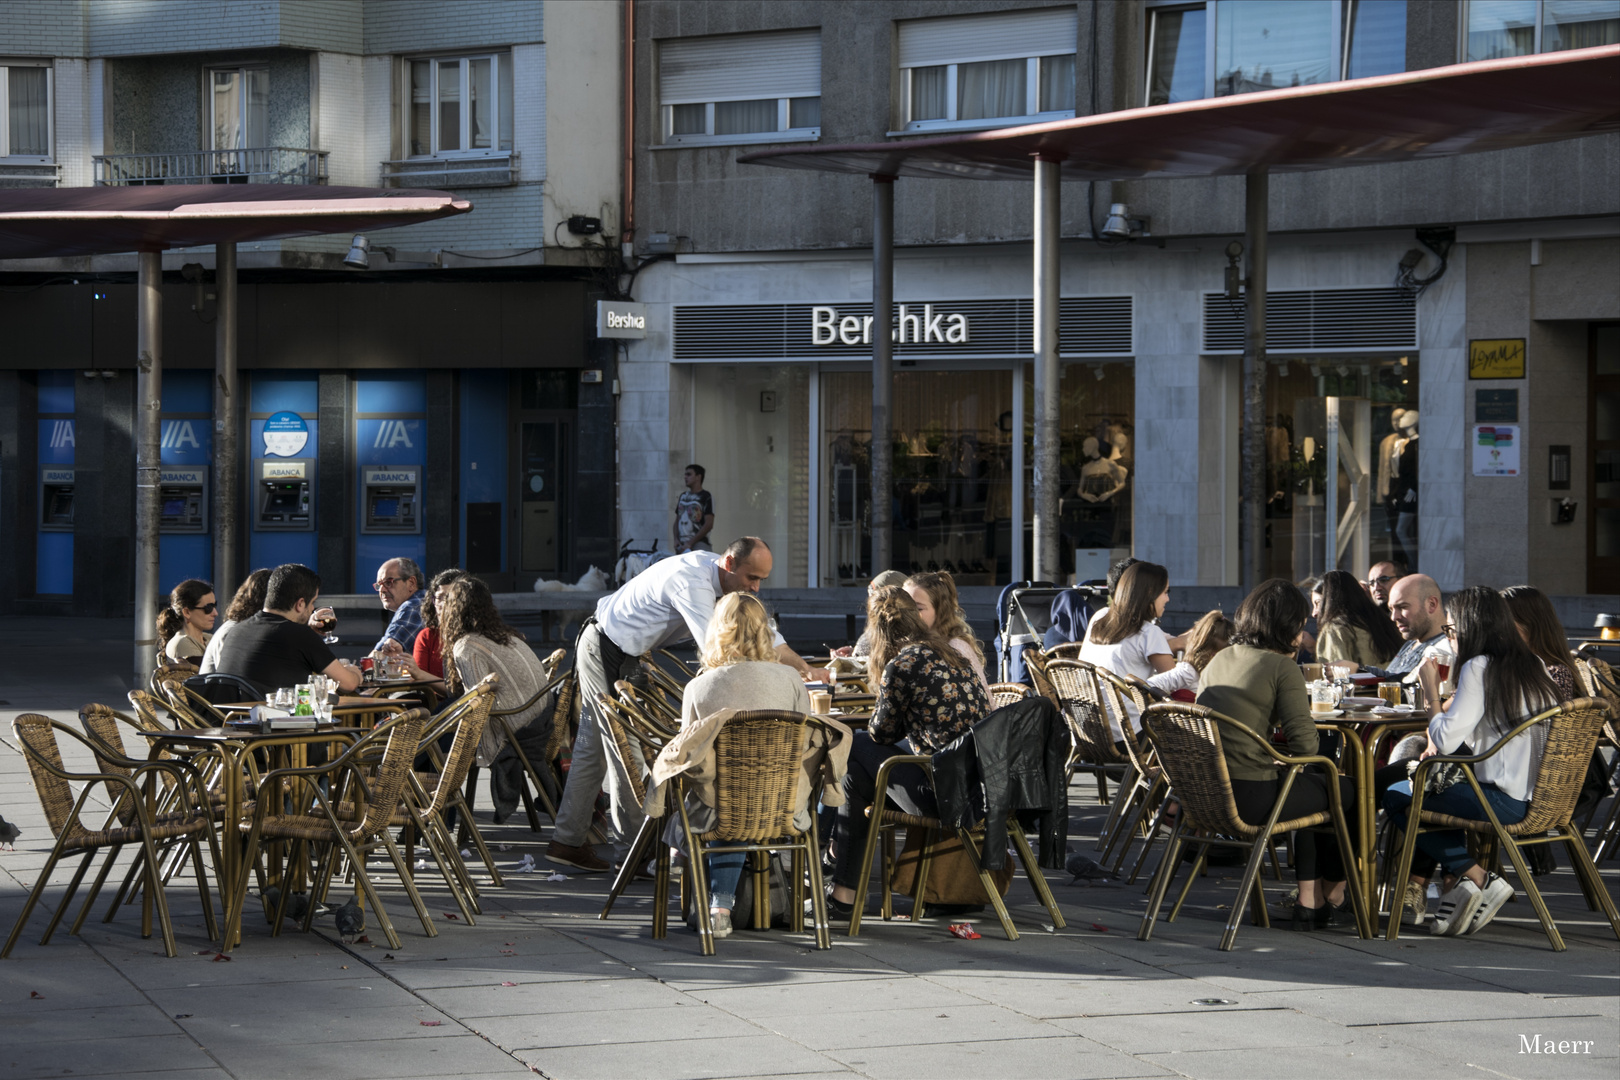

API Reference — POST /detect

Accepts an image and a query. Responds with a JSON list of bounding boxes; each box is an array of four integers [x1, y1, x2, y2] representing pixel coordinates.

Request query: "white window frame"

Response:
[[0, 60, 54, 162], [899, 54, 1077, 133], [204, 64, 269, 151], [403, 51, 511, 158], [660, 95, 822, 147], [1143, 0, 1416, 106]]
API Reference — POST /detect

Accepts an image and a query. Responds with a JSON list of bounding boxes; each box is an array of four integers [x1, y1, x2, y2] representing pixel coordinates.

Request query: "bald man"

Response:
[[1362, 573, 1452, 681]]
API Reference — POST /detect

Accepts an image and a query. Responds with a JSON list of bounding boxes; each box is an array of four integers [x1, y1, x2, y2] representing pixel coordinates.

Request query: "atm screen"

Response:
[[162, 497, 187, 518], [45, 492, 73, 525], [372, 497, 400, 519], [266, 487, 301, 513]]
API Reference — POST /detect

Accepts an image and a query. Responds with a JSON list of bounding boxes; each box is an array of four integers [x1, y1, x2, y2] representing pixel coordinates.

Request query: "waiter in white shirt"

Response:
[[545, 536, 821, 872]]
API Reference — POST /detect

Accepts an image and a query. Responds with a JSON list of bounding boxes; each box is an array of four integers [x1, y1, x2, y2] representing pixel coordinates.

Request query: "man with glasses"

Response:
[[373, 557, 426, 656], [1366, 561, 1403, 611]]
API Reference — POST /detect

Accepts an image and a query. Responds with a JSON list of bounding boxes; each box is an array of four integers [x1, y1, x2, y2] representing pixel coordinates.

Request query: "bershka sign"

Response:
[[811, 304, 969, 346], [596, 300, 649, 339]]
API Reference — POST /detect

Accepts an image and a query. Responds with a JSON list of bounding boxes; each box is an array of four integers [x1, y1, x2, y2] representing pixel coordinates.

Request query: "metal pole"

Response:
[[134, 250, 163, 684], [213, 241, 238, 608], [1239, 168, 1269, 595], [1010, 362, 1025, 583], [1032, 156, 1062, 584], [1325, 395, 1340, 574], [870, 174, 895, 575]]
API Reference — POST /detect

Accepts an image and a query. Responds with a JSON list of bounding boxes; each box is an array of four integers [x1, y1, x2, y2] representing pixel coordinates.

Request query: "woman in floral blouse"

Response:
[[824, 586, 990, 917]]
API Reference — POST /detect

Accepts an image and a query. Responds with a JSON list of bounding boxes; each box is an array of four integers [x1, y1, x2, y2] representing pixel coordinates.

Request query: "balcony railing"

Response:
[[92, 148, 328, 186], [380, 151, 518, 189], [0, 162, 60, 189]]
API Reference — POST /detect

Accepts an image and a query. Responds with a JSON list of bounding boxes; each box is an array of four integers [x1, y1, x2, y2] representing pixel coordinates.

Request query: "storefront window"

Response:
[[1263, 355, 1418, 583], [691, 365, 808, 588]]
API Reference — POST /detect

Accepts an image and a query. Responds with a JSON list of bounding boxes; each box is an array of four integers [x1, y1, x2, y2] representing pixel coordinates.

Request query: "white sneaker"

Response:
[[1432, 878, 1484, 936], [707, 908, 733, 939], [1464, 874, 1514, 935], [1401, 880, 1428, 926]]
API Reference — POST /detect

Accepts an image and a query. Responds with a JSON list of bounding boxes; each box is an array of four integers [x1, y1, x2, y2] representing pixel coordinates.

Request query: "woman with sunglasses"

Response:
[[158, 578, 217, 664]]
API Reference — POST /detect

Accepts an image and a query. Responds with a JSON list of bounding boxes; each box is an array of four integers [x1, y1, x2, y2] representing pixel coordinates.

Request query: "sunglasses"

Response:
[[194, 602, 217, 614], [1442, 623, 1457, 637]]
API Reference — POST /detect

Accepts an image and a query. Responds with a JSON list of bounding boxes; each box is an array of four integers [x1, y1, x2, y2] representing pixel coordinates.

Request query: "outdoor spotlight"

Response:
[[1101, 203, 1134, 239], [1224, 241, 1245, 298], [343, 235, 371, 269]]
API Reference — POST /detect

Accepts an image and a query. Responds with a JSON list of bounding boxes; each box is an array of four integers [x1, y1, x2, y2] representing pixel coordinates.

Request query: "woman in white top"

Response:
[[1382, 586, 1560, 937], [1080, 561, 1175, 741], [681, 592, 811, 938], [904, 571, 990, 693]]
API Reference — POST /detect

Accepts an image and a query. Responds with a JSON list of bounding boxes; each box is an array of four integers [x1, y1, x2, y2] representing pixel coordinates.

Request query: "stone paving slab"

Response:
[[820, 1036, 1173, 1079]]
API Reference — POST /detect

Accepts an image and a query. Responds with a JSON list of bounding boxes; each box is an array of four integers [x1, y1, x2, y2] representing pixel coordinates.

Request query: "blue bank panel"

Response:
[[160, 370, 213, 592], [249, 373, 320, 573], [459, 370, 508, 570], [354, 372, 426, 584], [36, 371, 75, 594]]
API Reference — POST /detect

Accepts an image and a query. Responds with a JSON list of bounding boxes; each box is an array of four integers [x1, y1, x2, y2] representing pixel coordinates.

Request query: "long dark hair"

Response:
[[1318, 569, 1403, 662], [438, 577, 520, 694], [1451, 586, 1560, 742], [421, 568, 469, 632], [224, 568, 270, 623], [1500, 585, 1575, 694], [1089, 561, 1169, 646], [1233, 578, 1310, 655], [866, 585, 965, 684], [157, 578, 213, 645]]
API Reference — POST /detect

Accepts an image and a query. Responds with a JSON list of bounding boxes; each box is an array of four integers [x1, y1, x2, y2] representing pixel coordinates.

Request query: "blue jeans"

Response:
[[705, 847, 746, 911], [1383, 779, 1528, 876]]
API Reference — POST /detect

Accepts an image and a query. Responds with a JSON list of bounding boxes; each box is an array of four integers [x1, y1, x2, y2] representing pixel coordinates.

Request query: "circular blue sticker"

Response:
[[263, 411, 309, 457]]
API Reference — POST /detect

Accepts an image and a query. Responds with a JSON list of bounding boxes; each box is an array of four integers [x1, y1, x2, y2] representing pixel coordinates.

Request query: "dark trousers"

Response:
[[1230, 770, 1356, 883], [832, 732, 938, 890], [1374, 761, 1438, 879]]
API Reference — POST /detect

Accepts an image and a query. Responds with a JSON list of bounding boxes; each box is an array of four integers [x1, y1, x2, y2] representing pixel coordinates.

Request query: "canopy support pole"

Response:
[[134, 249, 162, 684], [870, 173, 895, 577], [1032, 156, 1062, 584], [213, 241, 238, 610], [1240, 168, 1269, 595]]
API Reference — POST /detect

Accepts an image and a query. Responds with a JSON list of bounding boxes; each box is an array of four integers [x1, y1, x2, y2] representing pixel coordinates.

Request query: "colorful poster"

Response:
[[1473, 424, 1520, 476]]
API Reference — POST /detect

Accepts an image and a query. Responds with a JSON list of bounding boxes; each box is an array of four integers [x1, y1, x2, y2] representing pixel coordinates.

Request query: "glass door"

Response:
[[1588, 324, 1620, 591], [209, 67, 268, 180], [519, 420, 565, 575]]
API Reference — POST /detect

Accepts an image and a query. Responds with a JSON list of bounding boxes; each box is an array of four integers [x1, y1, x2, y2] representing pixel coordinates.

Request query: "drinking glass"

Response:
[[1377, 681, 1404, 707], [1309, 681, 1340, 715]]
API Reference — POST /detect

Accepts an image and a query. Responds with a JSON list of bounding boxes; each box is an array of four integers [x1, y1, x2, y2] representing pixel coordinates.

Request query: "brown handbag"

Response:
[[889, 826, 1014, 905]]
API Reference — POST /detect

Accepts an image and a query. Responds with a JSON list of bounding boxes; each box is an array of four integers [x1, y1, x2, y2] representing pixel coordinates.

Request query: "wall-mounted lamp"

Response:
[[343, 234, 442, 269], [1224, 241, 1245, 298], [1101, 203, 1151, 241]]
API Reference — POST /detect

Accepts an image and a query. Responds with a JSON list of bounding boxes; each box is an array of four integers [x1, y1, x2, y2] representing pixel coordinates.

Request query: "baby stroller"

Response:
[[613, 539, 667, 588], [992, 581, 1061, 684]]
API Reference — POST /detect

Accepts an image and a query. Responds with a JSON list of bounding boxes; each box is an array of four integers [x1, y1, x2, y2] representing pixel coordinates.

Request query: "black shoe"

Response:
[[1315, 898, 1351, 929], [1291, 904, 1319, 932], [806, 890, 855, 920]]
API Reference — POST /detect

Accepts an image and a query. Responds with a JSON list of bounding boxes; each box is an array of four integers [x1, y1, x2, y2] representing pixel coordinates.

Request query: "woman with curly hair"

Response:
[[199, 569, 269, 674], [438, 576, 553, 768], [823, 586, 990, 918], [904, 571, 989, 692], [1314, 569, 1402, 669], [413, 568, 469, 681], [678, 591, 813, 937], [158, 578, 216, 664]]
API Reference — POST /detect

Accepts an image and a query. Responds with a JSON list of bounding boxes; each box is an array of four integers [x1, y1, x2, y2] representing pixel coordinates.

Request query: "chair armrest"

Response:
[[489, 667, 570, 718], [865, 754, 932, 818], [1416, 698, 1595, 770]]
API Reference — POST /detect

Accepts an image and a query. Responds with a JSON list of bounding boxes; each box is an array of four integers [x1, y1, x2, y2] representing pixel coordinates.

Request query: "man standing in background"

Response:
[[674, 464, 714, 553]]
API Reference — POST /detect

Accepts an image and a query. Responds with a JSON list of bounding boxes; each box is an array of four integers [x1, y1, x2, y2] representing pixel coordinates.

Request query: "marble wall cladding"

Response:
[[1418, 244, 1467, 591], [106, 50, 310, 155]]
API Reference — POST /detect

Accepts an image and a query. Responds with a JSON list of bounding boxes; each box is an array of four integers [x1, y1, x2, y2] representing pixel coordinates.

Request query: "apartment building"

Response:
[[619, 0, 1620, 597], [0, 0, 625, 616]]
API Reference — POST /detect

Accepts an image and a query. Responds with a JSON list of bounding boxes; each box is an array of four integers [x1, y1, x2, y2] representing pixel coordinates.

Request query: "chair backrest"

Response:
[[1092, 666, 1154, 772], [1023, 645, 1060, 704], [615, 680, 679, 737], [348, 708, 429, 839], [653, 648, 697, 685], [1516, 696, 1612, 833], [989, 682, 1032, 710], [418, 675, 499, 815], [78, 704, 147, 826], [1138, 702, 1255, 838], [596, 692, 656, 805], [706, 710, 811, 842], [1044, 643, 1086, 662], [12, 714, 90, 840], [539, 648, 567, 679], [152, 671, 221, 727], [1044, 658, 1125, 764], [128, 687, 200, 730]]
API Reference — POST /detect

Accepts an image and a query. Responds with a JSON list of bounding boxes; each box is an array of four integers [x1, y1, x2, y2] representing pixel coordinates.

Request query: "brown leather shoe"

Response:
[[546, 840, 610, 873]]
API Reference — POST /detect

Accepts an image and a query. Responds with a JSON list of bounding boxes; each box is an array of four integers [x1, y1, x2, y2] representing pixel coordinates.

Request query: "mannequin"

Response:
[[1378, 408, 1406, 500], [1078, 436, 1128, 502], [1393, 411, 1419, 551]]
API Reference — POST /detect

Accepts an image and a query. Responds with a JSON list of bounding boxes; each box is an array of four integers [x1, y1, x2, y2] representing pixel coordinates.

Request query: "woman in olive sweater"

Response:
[[1196, 578, 1357, 931]]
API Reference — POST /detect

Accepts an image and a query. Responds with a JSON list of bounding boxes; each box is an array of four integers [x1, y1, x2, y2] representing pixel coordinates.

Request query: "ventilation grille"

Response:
[[1202, 288, 1417, 353], [673, 296, 1133, 361]]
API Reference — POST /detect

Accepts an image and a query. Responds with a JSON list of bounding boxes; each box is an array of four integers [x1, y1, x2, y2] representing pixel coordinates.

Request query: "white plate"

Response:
[[1310, 709, 1344, 719]]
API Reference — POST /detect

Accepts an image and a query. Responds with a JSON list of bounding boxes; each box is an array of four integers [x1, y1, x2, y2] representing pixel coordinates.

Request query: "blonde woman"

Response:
[[680, 591, 811, 937], [904, 571, 989, 692]]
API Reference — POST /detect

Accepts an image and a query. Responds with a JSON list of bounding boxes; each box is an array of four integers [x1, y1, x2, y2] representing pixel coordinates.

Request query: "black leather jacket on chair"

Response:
[[931, 696, 1068, 871]]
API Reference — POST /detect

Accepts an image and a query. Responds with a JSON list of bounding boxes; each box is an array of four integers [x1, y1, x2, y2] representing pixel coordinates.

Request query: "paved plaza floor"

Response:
[[1, 620, 1615, 1079]]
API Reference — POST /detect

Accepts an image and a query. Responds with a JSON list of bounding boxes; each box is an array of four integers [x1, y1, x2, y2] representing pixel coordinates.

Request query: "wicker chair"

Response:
[[225, 708, 430, 952], [617, 679, 681, 737], [1572, 658, 1620, 861], [1090, 667, 1168, 869], [3, 714, 219, 958], [1137, 702, 1367, 950], [142, 677, 216, 730], [989, 682, 1032, 710], [657, 711, 836, 955], [473, 661, 574, 831], [1385, 697, 1619, 950], [1044, 642, 1086, 662], [1043, 658, 1128, 812], [596, 688, 675, 922]]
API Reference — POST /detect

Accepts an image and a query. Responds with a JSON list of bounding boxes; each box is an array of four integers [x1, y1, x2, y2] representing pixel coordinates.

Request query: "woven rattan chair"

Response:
[[1572, 658, 1620, 860], [1386, 697, 1619, 950], [1137, 702, 1368, 950], [641, 654, 691, 714], [3, 714, 219, 958], [1044, 642, 1087, 661], [475, 661, 573, 831], [846, 747, 1067, 942], [596, 688, 675, 921], [225, 708, 430, 952], [616, 679, 681, 738], [660, 711, 836, 955], [142, 679, 216, 730], [989, 682, 1032, 710], [1044, 658, 1127, 811], [1090, 667, 1168, 868]]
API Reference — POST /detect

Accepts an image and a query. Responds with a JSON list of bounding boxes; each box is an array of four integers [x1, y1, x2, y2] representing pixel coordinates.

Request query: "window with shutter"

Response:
[[658, 29, 823, 146], [896, 8, 1078, 133]]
